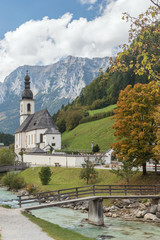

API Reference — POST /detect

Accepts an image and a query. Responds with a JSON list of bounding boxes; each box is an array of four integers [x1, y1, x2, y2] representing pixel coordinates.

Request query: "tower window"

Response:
[[27, 103, 31, 112], [40, 134, 43, 143]]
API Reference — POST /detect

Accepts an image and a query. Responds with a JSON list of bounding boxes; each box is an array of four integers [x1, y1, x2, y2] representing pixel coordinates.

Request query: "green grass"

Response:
[[19, 167, 120, 192], [19, 167, 160, 193], [62, 116, 116, 151], [88, 104, 116, 116], [23, 212, 94, 240], [0, 205, 11, 209]]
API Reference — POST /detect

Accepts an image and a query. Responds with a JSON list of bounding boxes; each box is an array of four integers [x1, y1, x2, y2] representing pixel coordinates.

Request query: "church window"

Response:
[[26, 136, 27, 145], [52, 143, 56, 146], [40, 134, 43, 143], [52, 137, 55, 139], [29, 135, 30, 145], [27, 103, 31, 112], [21, 104, 23, 113], [31, 135, 33, 144]]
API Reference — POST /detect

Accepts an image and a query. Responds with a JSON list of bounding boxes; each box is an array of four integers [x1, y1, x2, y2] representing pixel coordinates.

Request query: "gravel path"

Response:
[[0, 207, 55, 240]]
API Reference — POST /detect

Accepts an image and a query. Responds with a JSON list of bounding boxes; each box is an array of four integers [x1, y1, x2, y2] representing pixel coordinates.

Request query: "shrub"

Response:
[[39, 167, 52, 185], [1, 172, 26, 190], [92, 144, 100, 153], [25, 183, 38, 194], [0, 148, 15, 166]]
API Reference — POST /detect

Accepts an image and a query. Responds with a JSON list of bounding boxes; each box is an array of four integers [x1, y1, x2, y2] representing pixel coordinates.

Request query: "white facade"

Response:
[[15, 126, 61, 156], [23, 152, 111, 168], [20, 99, 35, 125], [44, 133, 61, 150]]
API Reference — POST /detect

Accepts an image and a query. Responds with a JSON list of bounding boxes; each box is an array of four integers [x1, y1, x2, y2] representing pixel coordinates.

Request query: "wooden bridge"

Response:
[[0, 162, 30, 173], [19, 184, 160, 226]]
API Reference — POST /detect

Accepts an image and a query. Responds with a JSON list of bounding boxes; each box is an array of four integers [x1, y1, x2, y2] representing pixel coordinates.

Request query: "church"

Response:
[[15, 71, 61, 156]]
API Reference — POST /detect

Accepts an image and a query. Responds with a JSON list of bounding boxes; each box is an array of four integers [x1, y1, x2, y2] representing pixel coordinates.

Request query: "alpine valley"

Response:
[[0, 56, 109, 134]]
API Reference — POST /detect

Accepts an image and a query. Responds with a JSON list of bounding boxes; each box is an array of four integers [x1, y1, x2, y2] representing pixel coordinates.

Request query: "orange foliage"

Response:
[[111, 81, 160, 167]]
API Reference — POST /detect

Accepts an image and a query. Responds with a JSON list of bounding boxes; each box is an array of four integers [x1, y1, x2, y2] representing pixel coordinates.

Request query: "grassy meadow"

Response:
[[19, 167, 160, 193], [62, 116, 116, 151], [19, 167, 121, 192]]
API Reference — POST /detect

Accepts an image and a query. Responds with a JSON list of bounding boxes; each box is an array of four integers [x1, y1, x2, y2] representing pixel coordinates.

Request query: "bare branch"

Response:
[[150, 0, 160, 8]]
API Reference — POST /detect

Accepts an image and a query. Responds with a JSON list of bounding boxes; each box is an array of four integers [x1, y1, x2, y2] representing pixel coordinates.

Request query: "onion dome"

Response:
[[22, 89, 33, 99], [22, 70, 33, 99]]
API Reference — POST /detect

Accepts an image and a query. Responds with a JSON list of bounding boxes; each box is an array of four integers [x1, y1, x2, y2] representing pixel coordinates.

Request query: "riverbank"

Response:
[[104, 198, 160, 223], [58, 198, 160, 224]]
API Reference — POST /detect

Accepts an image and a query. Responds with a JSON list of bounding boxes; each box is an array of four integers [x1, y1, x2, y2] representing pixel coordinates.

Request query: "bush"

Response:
[[92, 144, 100, 153], [39, 167, 52, 185], [0, 148, 15, 166], [1, 172, 26, 190], [25, 184, 38, 194]]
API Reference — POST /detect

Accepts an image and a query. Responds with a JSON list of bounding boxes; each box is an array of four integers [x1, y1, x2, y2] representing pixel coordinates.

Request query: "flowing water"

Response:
[[1, 187, 160, 240], [31, 207, 160, 240], [0, 187, 18, 208]]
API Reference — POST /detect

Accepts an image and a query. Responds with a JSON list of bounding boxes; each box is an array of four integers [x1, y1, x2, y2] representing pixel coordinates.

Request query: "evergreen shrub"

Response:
[[39, 167, 52, 185]]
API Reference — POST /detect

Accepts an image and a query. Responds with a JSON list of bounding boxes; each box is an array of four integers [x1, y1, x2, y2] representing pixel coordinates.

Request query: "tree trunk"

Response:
[[142, 163, 147, 175]]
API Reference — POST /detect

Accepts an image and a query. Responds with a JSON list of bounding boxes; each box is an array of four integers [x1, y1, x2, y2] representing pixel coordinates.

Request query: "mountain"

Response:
[[0, 56, 110, 134]]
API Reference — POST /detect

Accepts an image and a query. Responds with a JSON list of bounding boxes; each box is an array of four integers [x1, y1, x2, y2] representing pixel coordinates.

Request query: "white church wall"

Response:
[[44, 134, 61, 150]]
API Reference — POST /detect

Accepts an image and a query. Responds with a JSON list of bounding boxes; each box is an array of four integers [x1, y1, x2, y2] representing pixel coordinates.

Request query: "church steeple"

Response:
[[20, 69, 35, 125], [22, 70, 33, 100]]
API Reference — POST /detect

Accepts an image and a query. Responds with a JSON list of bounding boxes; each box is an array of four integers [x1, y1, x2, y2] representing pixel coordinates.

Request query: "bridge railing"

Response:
[[17, 184, 160, 208]]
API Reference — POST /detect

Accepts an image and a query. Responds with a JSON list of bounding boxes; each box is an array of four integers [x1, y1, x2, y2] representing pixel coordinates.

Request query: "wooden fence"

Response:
[[17, 184, 160, 208]]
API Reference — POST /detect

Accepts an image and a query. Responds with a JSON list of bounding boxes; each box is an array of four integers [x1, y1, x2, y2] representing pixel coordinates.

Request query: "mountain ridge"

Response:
[[0, 55, 110, 134]]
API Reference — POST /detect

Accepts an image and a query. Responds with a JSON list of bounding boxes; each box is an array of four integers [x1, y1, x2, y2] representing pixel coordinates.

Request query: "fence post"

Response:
[[93, 185, 95, 196], [109, 185, 111, 196], [140, 185, 142, 195], [76, 188, 78, 198], [58, 190, 60, 201], [155, 185, 157, 195], [37, 193, 42, 205], [18, 196, 21, 208], [124, 185, 127, 196]]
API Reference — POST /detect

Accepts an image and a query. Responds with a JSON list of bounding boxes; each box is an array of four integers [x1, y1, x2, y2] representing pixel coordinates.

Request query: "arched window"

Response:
[[27, 103, 31, 112]]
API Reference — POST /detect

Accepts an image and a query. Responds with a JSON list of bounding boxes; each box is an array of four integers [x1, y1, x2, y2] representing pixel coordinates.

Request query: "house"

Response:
[[15, 71, 61, 156]]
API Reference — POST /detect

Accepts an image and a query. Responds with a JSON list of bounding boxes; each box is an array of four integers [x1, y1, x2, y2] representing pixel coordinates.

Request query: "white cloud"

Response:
[[0, 0, 153, 82], [79, 0, 98, 5]]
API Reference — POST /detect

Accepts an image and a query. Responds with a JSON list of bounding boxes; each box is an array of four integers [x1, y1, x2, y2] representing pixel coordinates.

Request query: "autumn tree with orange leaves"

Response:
[[112, 81, 160, 175], [110, 1, 160, 81]]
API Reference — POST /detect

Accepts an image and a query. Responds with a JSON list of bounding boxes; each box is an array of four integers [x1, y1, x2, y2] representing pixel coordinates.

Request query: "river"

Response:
[[0, 187, 160, 240]]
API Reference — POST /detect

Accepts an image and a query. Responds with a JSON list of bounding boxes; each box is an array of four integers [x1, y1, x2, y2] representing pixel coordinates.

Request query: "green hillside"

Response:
[[19, 167, 121, 191], [89, 104, 116, 116], [62, 116, 116, 151]]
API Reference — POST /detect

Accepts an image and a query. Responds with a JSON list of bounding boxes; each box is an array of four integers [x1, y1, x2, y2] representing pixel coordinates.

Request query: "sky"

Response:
[[0, 0, 153, 82]]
